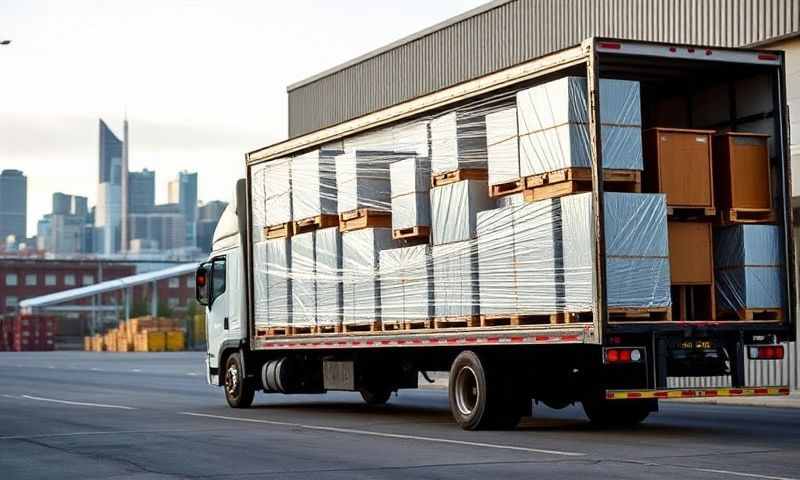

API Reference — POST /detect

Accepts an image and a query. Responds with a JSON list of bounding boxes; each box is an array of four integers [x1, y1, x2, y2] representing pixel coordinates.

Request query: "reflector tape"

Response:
[[254, 333, 586, 350], [606, 386, 790, 400]]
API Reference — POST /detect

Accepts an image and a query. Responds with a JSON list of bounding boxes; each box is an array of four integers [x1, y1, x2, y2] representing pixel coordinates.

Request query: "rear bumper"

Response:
[[606, 386, 790, 400]]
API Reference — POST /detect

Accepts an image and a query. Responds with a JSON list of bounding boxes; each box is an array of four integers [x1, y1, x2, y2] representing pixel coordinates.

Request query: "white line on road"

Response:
[[689, 467, 798, 480], [178, 411, 585, 457], [131, 369, 142, 373], [22, 395, 136, 410]]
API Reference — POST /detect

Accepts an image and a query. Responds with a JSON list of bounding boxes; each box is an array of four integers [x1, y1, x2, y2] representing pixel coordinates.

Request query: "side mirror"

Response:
[[196, 264, 210, 306]]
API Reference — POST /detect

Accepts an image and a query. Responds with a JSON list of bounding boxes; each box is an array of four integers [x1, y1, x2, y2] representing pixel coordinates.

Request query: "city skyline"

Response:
[[0, 1, 485, 237]]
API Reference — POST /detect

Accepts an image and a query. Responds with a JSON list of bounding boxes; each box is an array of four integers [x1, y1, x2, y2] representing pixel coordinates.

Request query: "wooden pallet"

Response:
[[522, 168, 641, 202], [667, 206, 717, 220], [292, 214, 339, 235], [314, 324, 342, 334], [289, 325, 315, 335], [392, 225, 430, 240], [719, 308, 784, 321], [264, 222, 292, 240], [381, 321, 405, 332], [263, 327, 290, 336], [342, 321, 381, 333], [403, 319, 432, 330], [339, 209, 392, 233], [607, 307, 672, 322], [480, 312, 572, 327], [431, 168, 488, 187], [719, 208, 777, 225], [489, 178, 525, 198], [433, 316, 480, 329]]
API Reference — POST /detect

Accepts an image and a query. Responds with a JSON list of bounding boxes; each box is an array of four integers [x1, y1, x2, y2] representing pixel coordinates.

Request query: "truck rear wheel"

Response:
[[448, 351, 523, 430], [582, 398, 653, 427], [224, 352, 255, 408]]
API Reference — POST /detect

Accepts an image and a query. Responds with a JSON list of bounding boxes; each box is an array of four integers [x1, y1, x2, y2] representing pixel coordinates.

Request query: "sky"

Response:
[[0, 0, 486, 237]]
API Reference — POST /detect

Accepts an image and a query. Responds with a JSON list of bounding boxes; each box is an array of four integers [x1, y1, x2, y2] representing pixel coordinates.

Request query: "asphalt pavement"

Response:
[[1, 351, 798, 480]]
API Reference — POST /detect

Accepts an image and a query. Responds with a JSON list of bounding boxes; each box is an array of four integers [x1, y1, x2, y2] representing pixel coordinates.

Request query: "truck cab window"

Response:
[[212, 258, 226, 299]]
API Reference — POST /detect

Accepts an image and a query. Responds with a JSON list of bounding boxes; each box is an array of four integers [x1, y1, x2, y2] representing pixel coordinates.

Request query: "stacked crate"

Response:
[[430, 176, 494, 326], [390, 157, 431, 240], [515, 77, 643, 201], [291, 149, 341, 234], [11, 315, 55, 351]]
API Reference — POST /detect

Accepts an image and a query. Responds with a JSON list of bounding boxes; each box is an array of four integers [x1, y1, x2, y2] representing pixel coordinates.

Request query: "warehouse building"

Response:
[[277, 0, 800, 388]]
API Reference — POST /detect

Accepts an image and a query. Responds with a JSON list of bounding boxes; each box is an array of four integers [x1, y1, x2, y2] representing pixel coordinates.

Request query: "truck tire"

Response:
[[360, 388, 392, 405], [448, 351, 522, 430], [582, 398, 653, 427], [224, 353, 255, 408]]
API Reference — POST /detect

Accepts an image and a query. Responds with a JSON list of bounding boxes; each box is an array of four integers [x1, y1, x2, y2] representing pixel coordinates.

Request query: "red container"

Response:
[[11, 315, 56, 351]]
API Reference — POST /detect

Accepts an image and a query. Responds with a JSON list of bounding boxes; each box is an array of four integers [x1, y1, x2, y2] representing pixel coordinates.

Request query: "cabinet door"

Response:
[[658, 133, 713, 207], [668, 222, 713, 284], [730, 136, 771, 209]]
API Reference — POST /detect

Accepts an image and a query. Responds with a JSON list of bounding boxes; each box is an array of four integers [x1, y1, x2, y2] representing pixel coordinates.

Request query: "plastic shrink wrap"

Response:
[[253, 238, 292, 328], [264, 157, 292, 226], [432, 240, 480, 318], [380, 245, 434, 325], [430, 111, 488, 174], [485, 106, 520, 187], [390, 157, 431, 231], [336, 150, 413, 213], [291, 232, 316, 327], [430, 180, 495, 245], [342, 228, 398, 326], [715, 225, 784, 312], [315, 227, 343, 327], [517, 77, 642, 177], [291, 149, 340, 220]]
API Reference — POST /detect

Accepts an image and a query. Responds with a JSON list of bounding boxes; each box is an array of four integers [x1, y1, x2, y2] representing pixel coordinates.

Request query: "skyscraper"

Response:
[[0, 169, 27, 242], [96, 119, 124, 254], [121, 118, 129, 252], [128, 169, 156, 213], [168, 171, 198, 247], [52, 192, 72, 215], [98, 119, 123, 185]]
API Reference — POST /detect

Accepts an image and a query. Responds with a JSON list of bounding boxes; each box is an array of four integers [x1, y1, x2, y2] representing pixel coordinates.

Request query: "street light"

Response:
[[0, 40, 10, 45]]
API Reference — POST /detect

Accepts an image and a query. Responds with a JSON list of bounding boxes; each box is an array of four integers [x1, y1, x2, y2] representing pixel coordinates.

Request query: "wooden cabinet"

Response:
[[713, 132, 772, 210], [668, 222, 713, 284], [645, 128, 715, 208]]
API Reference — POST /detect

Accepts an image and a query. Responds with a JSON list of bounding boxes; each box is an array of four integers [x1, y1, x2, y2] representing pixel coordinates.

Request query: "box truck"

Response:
[[196, 38, 795, 430]]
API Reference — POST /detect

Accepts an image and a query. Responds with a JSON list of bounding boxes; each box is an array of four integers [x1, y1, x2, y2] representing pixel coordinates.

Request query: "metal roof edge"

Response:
[[285, 0, 515, 92]]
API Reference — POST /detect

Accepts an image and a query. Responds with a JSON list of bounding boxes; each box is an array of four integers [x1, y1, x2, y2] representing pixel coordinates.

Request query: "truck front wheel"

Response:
[[582, 398, 653, 427], [224, 352, 255, 408], [448, 350, 523, 430]]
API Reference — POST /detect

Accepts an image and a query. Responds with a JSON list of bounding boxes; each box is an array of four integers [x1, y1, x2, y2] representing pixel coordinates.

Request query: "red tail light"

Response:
[[196, 273, 206, 287], [748, 345, 784, 360], [758, 53, 779, 61], [605, 348, 643, 364]]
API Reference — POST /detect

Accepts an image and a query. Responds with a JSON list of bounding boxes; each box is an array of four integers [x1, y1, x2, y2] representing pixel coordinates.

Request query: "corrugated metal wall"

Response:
[[288, 0, 800, 137]]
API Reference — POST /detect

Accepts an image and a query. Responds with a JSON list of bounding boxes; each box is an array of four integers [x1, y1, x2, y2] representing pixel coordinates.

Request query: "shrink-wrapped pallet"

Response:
[[430, 179, 495, 245], [715, 225, 784, 312], [430, 111, 488, 174], [342, 228, 398, 326], [560, 192, 671, 311], [315, 227, 343, 327], [291, 149, 340, 220], [390, 157, 432, 231], [485, 107, 520, 187], [262, 238, 292, 327], [476, 205, 518, 315], [250, 163, 267, 242], [380, 245, 435, 324], [514, 199, 563, 314], [291, 232, 316, 327], [336, 150, 414, 213], [517, 77, 643, 177], [264, 157, 293, 226], [432, 240, 480, 318]]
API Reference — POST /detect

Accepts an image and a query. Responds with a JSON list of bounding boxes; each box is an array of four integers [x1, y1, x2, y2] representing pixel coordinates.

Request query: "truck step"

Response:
[[431, 168, 488, 188], [339, 209, 392, 233], [292, 214, 339, 236], [433, 316, 480, 329]]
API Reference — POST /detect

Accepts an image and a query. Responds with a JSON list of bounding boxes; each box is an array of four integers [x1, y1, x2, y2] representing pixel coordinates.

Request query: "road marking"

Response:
[[22, 395, 136, 410], [689, 467, 798, 480], [186, 372, 198, 376], [131, 369, 142, 373], [178, 412, 585, 457], [0, 428, 233, 441]]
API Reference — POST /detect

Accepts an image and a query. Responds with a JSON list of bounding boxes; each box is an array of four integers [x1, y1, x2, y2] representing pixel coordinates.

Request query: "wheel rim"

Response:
[[454, 366, 479, 416], [225, 364, 240, 398]]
